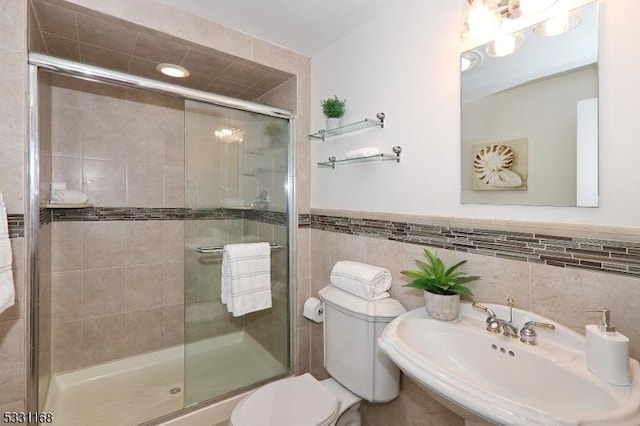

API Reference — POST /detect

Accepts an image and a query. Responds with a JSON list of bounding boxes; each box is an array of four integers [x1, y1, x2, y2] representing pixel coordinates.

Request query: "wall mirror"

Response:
[[460, 2, 598, 207]]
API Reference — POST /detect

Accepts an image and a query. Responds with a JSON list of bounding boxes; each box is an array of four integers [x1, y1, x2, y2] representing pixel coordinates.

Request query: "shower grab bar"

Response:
[[195, 243, 283, 253]]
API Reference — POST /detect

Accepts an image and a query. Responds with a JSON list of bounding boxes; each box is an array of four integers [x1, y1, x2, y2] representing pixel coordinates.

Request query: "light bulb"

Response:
[[155, 63, 190, 78], [486, 31, 524, 57], [534, 9, 581, 37], [467, 0, 501, 36]]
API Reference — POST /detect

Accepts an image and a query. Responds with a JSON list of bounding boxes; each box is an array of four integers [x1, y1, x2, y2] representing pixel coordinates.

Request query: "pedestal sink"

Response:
[[378, 301, 640, 425]]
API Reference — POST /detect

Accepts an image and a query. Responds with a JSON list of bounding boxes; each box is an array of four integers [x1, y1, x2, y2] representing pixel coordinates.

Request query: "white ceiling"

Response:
[[159, 0, 394, 57]]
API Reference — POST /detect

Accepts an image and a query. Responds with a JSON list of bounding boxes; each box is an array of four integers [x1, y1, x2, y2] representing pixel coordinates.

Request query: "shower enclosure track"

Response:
[[28, 53, 292, 120]]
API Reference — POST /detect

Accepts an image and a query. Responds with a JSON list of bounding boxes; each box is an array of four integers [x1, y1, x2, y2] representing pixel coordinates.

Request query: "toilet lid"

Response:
[[231, 373, 339, 426]]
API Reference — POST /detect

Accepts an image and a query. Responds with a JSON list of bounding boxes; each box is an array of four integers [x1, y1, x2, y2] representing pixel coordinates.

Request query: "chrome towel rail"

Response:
[[195, 243, 283, 254]]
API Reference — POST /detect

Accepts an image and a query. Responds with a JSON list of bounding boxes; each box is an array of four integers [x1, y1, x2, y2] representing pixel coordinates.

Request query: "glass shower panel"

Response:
[[183, 100, 290, 406]]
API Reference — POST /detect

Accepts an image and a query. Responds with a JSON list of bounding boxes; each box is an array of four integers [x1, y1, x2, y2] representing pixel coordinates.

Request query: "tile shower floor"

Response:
[[44, 331, 286, 426]]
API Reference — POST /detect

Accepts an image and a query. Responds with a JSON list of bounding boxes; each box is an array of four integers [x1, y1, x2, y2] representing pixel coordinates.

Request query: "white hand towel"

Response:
[[221, 242, 272, 317], [0, 192, 15, 314], [345, 147, 381, 159], [330, 260, 392, 301], [50, 189, 89, 204]]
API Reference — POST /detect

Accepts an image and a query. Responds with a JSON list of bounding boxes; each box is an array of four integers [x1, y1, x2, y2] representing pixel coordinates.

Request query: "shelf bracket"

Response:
[[393, 145, 401, 162]]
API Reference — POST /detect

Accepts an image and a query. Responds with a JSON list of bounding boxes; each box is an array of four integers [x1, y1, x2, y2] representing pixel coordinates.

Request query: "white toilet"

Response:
[[230, 284, 406, 426]]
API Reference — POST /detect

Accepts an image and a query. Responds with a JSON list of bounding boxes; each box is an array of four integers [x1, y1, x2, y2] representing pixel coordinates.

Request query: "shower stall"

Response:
[[27, 54, 294, 425]]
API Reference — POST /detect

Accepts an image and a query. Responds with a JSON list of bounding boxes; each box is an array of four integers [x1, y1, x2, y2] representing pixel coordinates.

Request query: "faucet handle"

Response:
[[519, 321, 556, 345], [472, 302, 489, 312], [472, 302, 497, 325]]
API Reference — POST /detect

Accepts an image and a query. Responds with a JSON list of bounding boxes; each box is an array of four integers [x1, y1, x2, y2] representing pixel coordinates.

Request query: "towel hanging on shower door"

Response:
[[0, 191, 15, 314], [221, 242, 272, 317]]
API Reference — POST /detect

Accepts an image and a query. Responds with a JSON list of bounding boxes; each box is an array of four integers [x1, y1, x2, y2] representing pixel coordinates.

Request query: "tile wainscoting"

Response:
[[306, 209, 640, 426]]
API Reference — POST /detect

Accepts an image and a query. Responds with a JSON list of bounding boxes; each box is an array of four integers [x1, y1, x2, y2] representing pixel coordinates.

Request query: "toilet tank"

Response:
[[318, 286, 406, 403]]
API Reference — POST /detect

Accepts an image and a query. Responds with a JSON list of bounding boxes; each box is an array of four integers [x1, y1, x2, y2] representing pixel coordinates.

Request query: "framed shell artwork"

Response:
[[472, 138, 528, 191]]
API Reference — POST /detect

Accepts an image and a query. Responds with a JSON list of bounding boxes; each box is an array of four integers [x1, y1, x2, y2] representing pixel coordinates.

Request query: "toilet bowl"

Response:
[[230, 285, 406, 426], [229, 373, 361, 426]]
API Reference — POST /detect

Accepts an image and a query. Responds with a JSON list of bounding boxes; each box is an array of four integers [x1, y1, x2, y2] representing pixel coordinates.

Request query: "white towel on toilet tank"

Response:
[[0, 192, 15, 314], [221, 242, 272, 317], [330, 260, 392, 301], [50, 189, 89, 204]]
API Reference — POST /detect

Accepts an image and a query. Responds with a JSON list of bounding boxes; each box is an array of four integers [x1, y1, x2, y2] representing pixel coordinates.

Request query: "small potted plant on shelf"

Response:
[[320, 95, 346, 130], [401, 249, 480, 321]]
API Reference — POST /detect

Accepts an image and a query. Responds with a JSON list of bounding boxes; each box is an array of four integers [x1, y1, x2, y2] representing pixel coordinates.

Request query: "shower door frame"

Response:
[[26, 53, 297, 421]]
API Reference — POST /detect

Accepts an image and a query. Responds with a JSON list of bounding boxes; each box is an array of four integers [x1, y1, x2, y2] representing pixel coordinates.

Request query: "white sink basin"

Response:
[[378, 301, 640, 425]]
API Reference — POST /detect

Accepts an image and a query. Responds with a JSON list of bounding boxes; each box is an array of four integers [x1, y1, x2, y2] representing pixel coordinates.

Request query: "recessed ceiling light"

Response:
[[155, 63, 190, 78]]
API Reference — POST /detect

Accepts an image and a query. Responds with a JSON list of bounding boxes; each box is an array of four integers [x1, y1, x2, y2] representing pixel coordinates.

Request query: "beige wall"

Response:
[[50, 220, 185, 372], [51, 75, 185, 208]]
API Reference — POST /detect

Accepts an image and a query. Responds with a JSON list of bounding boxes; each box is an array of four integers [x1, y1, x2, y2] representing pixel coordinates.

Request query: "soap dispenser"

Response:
[[585, 309, 631, 386]]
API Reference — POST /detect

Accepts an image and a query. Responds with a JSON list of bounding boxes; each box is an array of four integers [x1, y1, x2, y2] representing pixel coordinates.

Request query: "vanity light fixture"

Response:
[[462, 0, 561, 39], [485, 31, 524, 57], [465, 0, 502, 37], [155, 63, 190, 78], [462, 0, 567, 58], [534, 8, 582, 37]]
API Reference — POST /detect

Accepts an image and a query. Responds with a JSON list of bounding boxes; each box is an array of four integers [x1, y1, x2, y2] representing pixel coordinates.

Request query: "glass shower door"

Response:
[[183, 100, 290, 406]]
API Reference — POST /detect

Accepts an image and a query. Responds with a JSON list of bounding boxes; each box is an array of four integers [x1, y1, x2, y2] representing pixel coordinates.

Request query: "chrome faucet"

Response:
[[501, 321, 519, 339], [519, 321, 556, 345]]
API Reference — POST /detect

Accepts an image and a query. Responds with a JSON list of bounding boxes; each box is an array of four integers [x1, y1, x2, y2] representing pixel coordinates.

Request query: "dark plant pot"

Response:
[[424, 291, 460, 321]]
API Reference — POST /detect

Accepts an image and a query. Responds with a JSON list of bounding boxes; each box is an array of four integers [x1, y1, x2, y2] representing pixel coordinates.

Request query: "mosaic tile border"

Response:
[[298, 214, 311, 228], [10, 208, 640, 277], [50, 207, 284, 223], [7, 214, 24, 238], [308, 214, 640, 279], [7, 207, 288, 238]]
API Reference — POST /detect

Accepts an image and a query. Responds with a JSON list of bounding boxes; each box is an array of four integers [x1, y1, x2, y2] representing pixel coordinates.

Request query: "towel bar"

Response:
[[195, 243, 283, 254]]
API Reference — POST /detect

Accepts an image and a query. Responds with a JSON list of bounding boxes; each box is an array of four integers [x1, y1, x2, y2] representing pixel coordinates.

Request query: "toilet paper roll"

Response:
[[303, 297, 323, 323]]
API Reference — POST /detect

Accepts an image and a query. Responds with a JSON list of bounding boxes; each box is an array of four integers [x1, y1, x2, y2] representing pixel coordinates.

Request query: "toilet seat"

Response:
[[230, 373, 340, 426]]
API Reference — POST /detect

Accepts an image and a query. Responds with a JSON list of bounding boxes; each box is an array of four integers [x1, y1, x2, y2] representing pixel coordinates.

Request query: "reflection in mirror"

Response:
[[461, 2, 598, 207]]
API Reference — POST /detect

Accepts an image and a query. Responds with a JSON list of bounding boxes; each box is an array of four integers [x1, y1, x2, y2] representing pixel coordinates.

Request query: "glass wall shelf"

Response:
[[309, 112, 385, 141], [318, 146, 401, 169]]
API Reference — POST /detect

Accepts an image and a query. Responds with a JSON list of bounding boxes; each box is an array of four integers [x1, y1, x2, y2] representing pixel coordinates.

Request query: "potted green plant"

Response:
[[401, 249, 480, 320], [320, 95, 346, 130]]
